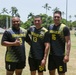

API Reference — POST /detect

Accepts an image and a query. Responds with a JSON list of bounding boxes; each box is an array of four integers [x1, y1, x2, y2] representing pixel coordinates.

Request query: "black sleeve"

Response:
[[25, 30, 31, 43], [27, 29, 31, 34], [44, 32, 50, 43], [1, 31, 12, 42], [63, 26, 70, 36]]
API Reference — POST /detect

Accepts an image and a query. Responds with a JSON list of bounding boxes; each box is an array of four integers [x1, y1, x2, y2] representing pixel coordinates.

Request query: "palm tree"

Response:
[[11, 7, 17, 17], [1, 8, 9, 14], [42, 3, 51, 28], [27, 12, 34, 19], [9, 7, 20, 17], [9, 7, 20, 28], [15, 13, 20, 18], [52, 7, 59, 12], [27, 12, 34, 25], [42, 3, 51, 15]]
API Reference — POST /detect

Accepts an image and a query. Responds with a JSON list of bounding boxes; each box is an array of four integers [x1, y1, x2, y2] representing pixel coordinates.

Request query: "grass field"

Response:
[[0, 30, 76, 75]]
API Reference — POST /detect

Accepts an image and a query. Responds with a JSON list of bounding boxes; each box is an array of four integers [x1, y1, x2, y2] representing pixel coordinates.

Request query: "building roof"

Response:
[[0, 28, 5, 33]]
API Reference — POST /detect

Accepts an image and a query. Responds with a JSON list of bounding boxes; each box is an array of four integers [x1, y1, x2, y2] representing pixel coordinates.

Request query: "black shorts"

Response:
[[48, 55, 67, 73], [5, 61, 25, 71], [28, 57, 46, 72]]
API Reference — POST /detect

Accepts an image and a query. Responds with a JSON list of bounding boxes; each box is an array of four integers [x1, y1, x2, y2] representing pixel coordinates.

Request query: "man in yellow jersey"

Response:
[[48, 11, 71, 75], [28, 15, 50, 75], [1, 17, 30, 75]]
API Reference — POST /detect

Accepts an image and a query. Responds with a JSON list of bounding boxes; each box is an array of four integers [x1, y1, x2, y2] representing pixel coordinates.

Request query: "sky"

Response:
[[0, 0, 76, 22]]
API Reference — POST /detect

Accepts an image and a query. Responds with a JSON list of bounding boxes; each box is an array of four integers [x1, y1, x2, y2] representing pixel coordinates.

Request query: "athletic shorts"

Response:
[[48, 55, 67, 73], [5, 61, 25, 71], [28, 57, 46, 72]]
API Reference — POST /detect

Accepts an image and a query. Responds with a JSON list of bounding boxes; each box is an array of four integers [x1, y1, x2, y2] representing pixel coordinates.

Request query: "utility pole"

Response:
[[66, 0, 68, 25], [10, 17, 12, 28], [6, 17, 8, 29]]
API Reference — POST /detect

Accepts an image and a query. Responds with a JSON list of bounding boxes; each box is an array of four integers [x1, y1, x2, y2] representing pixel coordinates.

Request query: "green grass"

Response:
[[0, 30, 76, 75]]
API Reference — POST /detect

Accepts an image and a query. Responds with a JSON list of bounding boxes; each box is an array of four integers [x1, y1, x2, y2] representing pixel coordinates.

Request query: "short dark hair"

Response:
[[54, 10, 62, 16], [34, 15, 42, 20]]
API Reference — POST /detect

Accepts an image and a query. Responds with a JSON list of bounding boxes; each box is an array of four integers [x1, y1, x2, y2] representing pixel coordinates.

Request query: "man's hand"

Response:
[[63, 55, 69, 63], [41, 59, 46, 67], [14, 39, 21, 46]]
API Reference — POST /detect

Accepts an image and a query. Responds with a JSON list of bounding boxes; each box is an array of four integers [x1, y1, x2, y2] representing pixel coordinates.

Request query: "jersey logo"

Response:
[[39, 66, 45, 71], [49, 24, 66, 40], [33, 36, 37, 42]]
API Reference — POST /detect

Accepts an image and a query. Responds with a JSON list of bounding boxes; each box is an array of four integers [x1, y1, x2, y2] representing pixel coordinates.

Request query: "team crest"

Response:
[[40, 31, 44, 36]]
